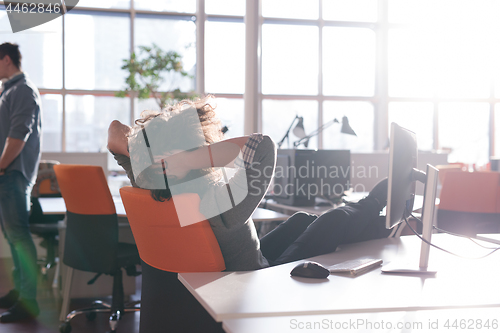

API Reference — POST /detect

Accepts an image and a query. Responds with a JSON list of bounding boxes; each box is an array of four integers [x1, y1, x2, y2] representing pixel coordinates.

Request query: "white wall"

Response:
[[41, 152, 108, 176]]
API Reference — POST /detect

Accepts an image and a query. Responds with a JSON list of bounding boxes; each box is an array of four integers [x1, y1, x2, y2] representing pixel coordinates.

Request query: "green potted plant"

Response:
[[116, 43, 196, 110]]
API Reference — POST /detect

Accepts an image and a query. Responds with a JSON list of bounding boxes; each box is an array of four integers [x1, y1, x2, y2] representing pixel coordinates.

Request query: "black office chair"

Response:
[[29, 161, 65, 279], [54, 164, 140, 333]]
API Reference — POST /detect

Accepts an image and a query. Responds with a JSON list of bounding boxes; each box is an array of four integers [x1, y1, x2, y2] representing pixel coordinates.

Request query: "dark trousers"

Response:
[[260, 198, 391, 265]]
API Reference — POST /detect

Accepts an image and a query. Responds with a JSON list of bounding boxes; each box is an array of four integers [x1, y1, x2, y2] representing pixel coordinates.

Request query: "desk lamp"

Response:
[[277, 115, 307, 148], [294, 116, 357, 148]]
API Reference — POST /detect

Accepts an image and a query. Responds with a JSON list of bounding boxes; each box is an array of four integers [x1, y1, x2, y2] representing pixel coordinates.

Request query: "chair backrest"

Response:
[[54, 164, 119, 274], [30, 161, 64, 225], [31, 160, 62, 196], [437, 171, 500, 235], [435, 164, 466, 187], [438, 171, 500, 213], [120, 186, 225, 273]]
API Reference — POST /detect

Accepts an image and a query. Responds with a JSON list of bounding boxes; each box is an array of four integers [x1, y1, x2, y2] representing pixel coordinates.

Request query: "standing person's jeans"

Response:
[[260, 198, 391, 265], [0, 170, 37, 300]]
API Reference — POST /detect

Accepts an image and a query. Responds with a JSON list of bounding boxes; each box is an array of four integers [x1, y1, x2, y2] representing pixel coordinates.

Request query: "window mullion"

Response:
[[196, 0, 206, 95], [318, 0, 324, 148], [62, 14, 66, 152], [244, 0, 260, 134], [130, 0, 135, 124], [375, 0, 389, 151]]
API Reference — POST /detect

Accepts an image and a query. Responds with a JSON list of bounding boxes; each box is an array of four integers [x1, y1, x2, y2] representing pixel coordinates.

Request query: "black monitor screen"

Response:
[[314, 150, 351, 199], [274, 154, 291, 199], [386, 123, 417, 229], [273, 149, 350, 204]]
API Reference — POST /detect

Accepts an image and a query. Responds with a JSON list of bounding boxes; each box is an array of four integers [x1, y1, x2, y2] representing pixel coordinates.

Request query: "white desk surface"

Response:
[[38, 197, 288, 223], [178, 234, 500, 322], [222, 306, 500, 333], [38, 197, 127, 216]]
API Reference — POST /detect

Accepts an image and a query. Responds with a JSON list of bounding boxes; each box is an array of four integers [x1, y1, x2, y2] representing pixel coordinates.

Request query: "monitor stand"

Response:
[[382, 165, 439, 275]]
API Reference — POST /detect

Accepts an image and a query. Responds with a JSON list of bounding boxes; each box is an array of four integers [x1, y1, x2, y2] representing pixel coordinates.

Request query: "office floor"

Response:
[[0, 258, 141, 333]]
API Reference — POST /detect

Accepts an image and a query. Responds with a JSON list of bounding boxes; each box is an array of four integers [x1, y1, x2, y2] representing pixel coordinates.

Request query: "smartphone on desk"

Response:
[[328, 259, 383, 277]]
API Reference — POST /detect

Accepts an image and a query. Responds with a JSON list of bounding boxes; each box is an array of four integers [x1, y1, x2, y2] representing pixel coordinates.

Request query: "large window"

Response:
[[65, 95, 130, 152], [260, 0, 500, 166], [205, 20, 245, 94], [203, 1, 245, 139], [262, 24, 319, 96], [322, 27, 375, 97], [261, 0, 377, 152], [0, 1, 198, 171], [0, 0, 248, 169], [3, 0, 500, 169], [386, 0, 500, 165], [262, 100, 319, 149], [0, 10, 63, 89], [65, 11, 130, 91], [134, 15, 196, 92]]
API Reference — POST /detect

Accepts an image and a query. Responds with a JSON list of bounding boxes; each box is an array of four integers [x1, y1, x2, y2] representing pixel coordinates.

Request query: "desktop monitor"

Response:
[[273, 149, 351, 206], [383, 123, 439, 274], [386, 123, 417, 229], [314, 150, 351, 200]]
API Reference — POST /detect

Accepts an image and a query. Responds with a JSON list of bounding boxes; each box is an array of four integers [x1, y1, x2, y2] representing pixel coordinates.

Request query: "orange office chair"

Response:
[[435, 164, 466, 187], [54, 165, 140, 333], [437, 171, 500, 236], [120, 186, 225, 333]]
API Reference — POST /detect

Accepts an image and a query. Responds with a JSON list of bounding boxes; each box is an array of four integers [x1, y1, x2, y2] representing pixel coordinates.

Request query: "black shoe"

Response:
[[364, 178, 388, 211], [0, 299, 39, 323], [0, 290, 19, 309]]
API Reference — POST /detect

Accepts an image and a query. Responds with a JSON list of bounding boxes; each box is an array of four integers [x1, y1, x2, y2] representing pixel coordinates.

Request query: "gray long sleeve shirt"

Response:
[[0, 73, 42, 184]]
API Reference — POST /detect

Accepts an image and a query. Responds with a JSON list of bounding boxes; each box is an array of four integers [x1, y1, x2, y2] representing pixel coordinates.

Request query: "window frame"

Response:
[[3, 0, 497, 161]]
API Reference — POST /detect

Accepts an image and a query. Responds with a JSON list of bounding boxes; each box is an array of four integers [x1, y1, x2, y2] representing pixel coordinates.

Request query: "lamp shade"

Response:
[[340, 116, 357, 136], [292, 117, 306, 139]]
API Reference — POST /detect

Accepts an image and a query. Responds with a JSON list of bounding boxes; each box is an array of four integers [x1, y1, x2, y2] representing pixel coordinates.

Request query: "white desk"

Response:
[[39, 197, 127, 216], [179, 234, 500, 322], [222, 307, 500, 333], [38, 197, 288, 223], [39, 195, 289, 319]]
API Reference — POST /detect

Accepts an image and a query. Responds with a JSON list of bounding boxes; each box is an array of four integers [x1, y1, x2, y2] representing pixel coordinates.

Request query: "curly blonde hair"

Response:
[[128, 95, 224, 201]]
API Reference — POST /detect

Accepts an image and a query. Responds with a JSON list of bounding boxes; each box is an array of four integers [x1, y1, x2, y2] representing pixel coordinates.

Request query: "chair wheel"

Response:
[[86, 311, 97, 321], [59, 322, 72, 333], [109, 312, 120, 332]]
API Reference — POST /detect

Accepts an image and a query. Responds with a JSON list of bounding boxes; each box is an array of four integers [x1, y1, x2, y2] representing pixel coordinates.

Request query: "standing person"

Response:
[[0, 43, 41, 322]]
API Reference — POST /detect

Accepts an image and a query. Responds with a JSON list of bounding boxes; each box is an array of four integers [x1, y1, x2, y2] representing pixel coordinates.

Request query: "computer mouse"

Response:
[[290, 261, 330, 279]]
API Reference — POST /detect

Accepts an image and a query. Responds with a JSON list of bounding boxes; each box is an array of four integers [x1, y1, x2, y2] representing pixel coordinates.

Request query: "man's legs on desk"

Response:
[[260, 212, 317, 263], [262, 178, 390, 265]]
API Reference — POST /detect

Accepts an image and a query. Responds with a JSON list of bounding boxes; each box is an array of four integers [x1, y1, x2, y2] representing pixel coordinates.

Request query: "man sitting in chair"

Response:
[[108, 95, 389, 271]]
